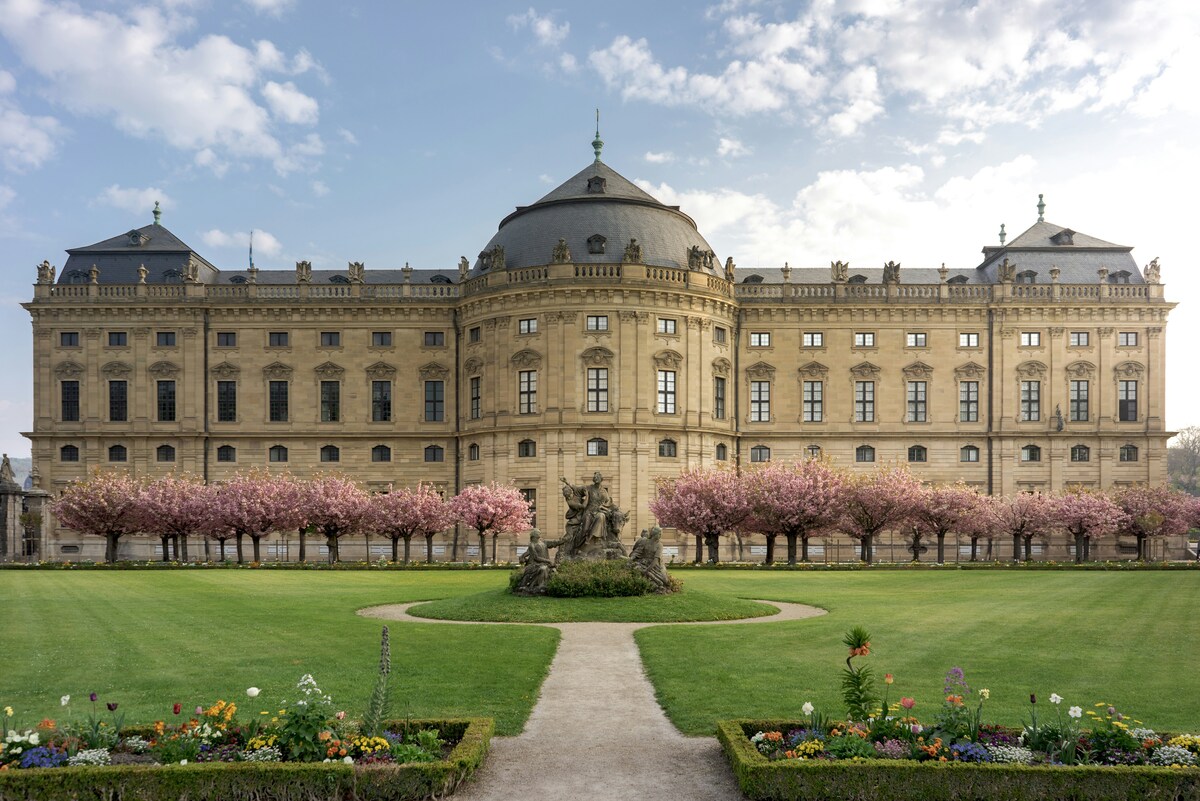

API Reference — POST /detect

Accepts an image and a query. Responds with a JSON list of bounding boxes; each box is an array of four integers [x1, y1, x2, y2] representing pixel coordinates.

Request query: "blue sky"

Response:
[[0, 0, 1196, 456]]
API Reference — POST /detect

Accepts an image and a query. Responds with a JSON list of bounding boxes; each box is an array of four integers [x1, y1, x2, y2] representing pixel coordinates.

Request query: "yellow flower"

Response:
[[3, 707, 12, 717]]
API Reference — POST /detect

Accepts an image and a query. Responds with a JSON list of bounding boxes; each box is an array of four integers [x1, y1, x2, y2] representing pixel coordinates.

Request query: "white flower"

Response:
[[802, 702, 815, 716], [343, 756, 353, 764], [29, 733, 39, 745], [246, 687, 260, 698], [1068, 706, 1082, 719], [980, 689, 990, 699], [180, 759, 188, 765], [60, 695, 70, 706], [1049, 693, 1062, 705]]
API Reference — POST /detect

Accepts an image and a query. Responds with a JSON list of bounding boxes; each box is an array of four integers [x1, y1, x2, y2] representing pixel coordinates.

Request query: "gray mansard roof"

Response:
[[975, 220, 1142, 283], [61, 223, 218, 284], [215, 269, 459, 285]]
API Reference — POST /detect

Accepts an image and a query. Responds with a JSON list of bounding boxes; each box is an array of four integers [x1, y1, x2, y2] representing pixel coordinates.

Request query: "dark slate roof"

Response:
[[735, 267, 978, 284], [530, 160, 661, 206], [975, 220, 1141, 284], [216, 269, 459, 285], [61, 223, 219, 284]]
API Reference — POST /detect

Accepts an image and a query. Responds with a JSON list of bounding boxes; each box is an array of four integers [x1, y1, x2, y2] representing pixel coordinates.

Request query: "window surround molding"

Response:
[[147, 361, 180, 379], [652, 349, 683, 370], [580, 347, 614, 367], [509, 349, 542, 369], [364, 361, 397, 380], [419, 362, 451, 380]]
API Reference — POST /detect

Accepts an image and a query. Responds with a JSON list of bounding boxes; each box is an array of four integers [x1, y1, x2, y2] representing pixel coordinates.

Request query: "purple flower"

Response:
[[89, 692, 98, 702], [106, 702, 118, 712]]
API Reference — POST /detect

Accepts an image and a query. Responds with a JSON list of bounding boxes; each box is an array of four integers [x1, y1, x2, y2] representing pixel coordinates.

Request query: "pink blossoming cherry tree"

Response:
[[650, 467, 753, 564], [301, 475, 369, 564], [367, 483, 453, 563], [448, 482, 533, 565], [1110, 484, 1193, 561], [989, 493, 1054, 562], [134, 473, 214, 562], [1051, 488, 1128, 563], [50, 469, 145, 563], [839, 466, 922, 564], [209, 471, 305, 564], [746, 459, 845, 565], [910, 482, 988, 565]]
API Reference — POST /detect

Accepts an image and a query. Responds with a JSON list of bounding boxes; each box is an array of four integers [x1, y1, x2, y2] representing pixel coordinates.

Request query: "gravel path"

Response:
[[358, 599, 826, 801]]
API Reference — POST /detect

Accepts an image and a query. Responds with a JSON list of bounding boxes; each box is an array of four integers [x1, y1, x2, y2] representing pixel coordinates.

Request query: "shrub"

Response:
[[541, 559, 657, 598]]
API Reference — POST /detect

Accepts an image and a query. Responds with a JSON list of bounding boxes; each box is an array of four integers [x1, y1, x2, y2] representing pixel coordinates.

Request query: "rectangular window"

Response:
[[959, 381, 979, 422], [470, 376, 481, 419], [587, 368, 609, 412], [907, 381, 927, 422], [424, 331, 445, 346], [750, 380, 770, 422], [108, 331, 127, 347], [1020, 332, 1041, 347], [518, 371, 537, 415], [520, 489, 537, 529], [656, 318, 677, 335], [269, 381, 289, 422], [713, 376, 726, 420], [372, 380, 392, 422], [855, 381, 875, 422], [714, 326, 727, 344], [156, 331, 176, 347], [216, 331, 237, 347], [1118, 380, 1138, 421], [320, 381, 340, 422], [959, 332, 979, 348], [469, 326, 481, 343], [519, 318, 538, 334], [657, 370, 676, 414], [854, 332, 875, 348], [217, 381, 237, 422], [320, 331, 341, 347], [1118, 331, 1138, 347], [425, 380, 446, 421], [906, 332, 927, 348], [1020, 380, 1040, 421], [1069, 331, 1089, 347], [371, 331, 392, 347], [269, 331, 289, 347], [803, 381, 823, 422], [109, 380, 128, 422], [1069, 380, 1089, 422], [749, 332, 770, 347], [803, 332, 823, 347], [60, 332, 79, 347], [157, 380, 176, 422], [586, 315, 609, 331], [61, 381, 80, 422]]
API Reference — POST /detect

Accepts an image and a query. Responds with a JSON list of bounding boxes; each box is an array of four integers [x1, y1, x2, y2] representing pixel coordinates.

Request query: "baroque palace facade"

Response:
[[23, 145, 1175, 561]]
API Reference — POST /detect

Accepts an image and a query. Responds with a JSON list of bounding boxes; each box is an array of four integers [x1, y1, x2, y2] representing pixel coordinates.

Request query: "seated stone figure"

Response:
[[629, 525, 671, 592], [515, 530, 559, 595]]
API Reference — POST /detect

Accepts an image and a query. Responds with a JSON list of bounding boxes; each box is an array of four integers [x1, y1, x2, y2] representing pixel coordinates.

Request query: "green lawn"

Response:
[[409, 588, 776, 622]]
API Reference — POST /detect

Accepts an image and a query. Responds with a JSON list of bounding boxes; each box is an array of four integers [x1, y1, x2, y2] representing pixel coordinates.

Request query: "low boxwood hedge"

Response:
[[0, 718, 493, 801], [718, 720, 1200, 801]]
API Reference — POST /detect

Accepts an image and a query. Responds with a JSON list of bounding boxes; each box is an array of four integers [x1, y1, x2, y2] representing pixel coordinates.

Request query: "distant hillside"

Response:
[[7, 456, 31, 487]]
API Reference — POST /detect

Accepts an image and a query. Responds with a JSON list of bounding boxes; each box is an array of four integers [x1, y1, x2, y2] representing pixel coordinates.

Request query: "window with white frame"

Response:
[[959, 332, 979, 348], [803, 332, 823, 347], [750, 332, 771, 347], [586, 315, 609, 331], [656, 318, 677, 335], [519, 371, 537, 415], [802, 381, 823, 422], [1069, 331, 1089, 347], [1118, 331, 1138, 347], [907, 381, 927, 422], [657, 370, 676, 414], [587, 368, 609, 412], [906, 332, 927, 348], [750, 380, 770, 421], [854, 332, 875, 347], [1020, 381, 1040, 421], [1020, 332, 1040, 347], [519, 318, 538, 335], [959, 381, 978, 422], [855, 381, 874, 422]]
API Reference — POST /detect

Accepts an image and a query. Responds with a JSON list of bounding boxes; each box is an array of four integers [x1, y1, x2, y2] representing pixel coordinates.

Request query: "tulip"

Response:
[[106, 702, 119, 712], [900, 697, 915, 710], [3, 706, 11, 717], [246, 687, 260, 698], [801, 702, 814, 716], [335, 711, 346, 720], [89, 693, 98, 703], [195, 706, 204, 715], [1030, 694, 1036, 704], [884, 674, 894, 685], [60, 696, 70, 707], [173, 703, 182, 715]]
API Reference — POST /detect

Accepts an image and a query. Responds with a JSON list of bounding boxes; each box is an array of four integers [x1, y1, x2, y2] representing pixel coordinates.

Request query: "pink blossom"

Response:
[[651, 466, 754, 563], [365, 483, 452, 563], [50, 469, 146, 562], [838, 466, 923, 563], [743, 460, 844, 564], [448, 483, 533, 564], [300, 475, 370, 564]]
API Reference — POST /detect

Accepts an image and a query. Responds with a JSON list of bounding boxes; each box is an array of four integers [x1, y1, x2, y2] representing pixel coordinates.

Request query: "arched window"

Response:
[[229, 275, 247, 284], [847, 274, 868, 284], [60, 444, 79, 462], [1070, 444, 1090, 463], [329, 274, 350, 284], [750, 445, 771, 463], [320, 445, 340, 463], [66, 270, 89, 284], [467, 443, 480, 461], [587, 234, 606, 254], [907, 445, 927, 463], [1015, 270, 1038, 284], [586, 438, 608, 456], [947, 275, 969, 285], [741, 274, 764, 284], [430, 275, 453, 285], [424, 445, 444, 463], [1021, 444, 1041, 462], [806, 444, 822, 459], [161, 269, 183, 283], [518, 439, 537, 458], [1109, 270, 1132, 284], [855, 445, 875, 463], [269, 445, 288, 463], [658, 439, 677, 457], [960, 445, 980, 463], [108, 444, 127, 462], [372, 445, 391, 463], [1119, 444, 1139, 462], [156, 444, 176, 463], [217, 445, 236, 462], [715, 443, 728, 461]]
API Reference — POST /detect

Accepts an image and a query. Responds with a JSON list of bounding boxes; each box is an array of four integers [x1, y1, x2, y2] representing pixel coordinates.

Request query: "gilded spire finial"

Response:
[[152, 200, 161, 226], [1037, 194, 1045, 222], [999, 223, 1006, 245], [592, 108, 603, 162]]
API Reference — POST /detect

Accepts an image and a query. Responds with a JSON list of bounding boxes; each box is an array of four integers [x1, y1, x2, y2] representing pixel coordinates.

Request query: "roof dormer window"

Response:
[[1050, 229, 1075, 246], [1016, 270, 1038, 284], [1109, 270, 1131, 284], [587, 234, 606, 254], [848, 274, 868, 284], [126, 230, 148, 247], [947, 275, 969, 285], [586, 176, 606, 194], [742, 274, 764, 284], [229, 275, 247, 284], [161, 269, 182, 284], [430, 274, 453, 284], [66, 270, 88, 284], [330, 274, 350, 284]]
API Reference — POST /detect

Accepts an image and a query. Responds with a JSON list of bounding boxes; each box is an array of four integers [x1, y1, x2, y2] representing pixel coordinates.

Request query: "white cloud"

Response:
[[0, 99, 63, 172], [96, 185, 172, 215], [273, 133, 324, 175], [0, 70, 14, 94], [337, 128, 358, 146], [538, 173, 555, 185], [559, 53, 578, 73], [0, 184, 14, 208], [644, 151, 675, 164], [244, 0, 293, 15], [311, 180, 329, 197], [202, 228, 282, 256], [507, 8, 569, 48], [262, 80, 319, 125], [715, 138, 750, 158]]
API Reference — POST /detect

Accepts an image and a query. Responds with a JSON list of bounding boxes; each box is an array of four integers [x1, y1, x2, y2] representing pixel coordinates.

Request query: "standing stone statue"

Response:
[[629, 526, 671, 592], [552, 238, 572, 264], [515, 530, 560, 595], [0, 454, 13, 484], [559, 472, 627, 560]]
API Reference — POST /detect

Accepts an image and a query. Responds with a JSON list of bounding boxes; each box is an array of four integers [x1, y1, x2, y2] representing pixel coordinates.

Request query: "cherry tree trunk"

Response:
[[326, 534, 339, 564], [1013, 534, 1021, 562], [236, 533, 245, 564], [693, 533, 703, 564], [251, 535, 262, 563], [425, 534, 435, 564], [969, 536, 978, 562], [298, 529, 306, 563], [390, 536, 400, 563], [801, 535, 811, 563], [1083, 537, 1091, 561], [1074, 532, 1085, 563], [704, 532, 720, 564], [218, 538, 227, 562], [936, 532, 946, 564], [764, 534, 776, 565], [1024, 536, 1033, 562], [180, 535, 189, 562], [491, 534, 498, 565], [478, 532, 486, 565], [860, 534, 873, 564], [160, 535, 170, 562], [785, 533, 798, 565], [1136, 533, 1146, 561], [105, 533, 121, 563]]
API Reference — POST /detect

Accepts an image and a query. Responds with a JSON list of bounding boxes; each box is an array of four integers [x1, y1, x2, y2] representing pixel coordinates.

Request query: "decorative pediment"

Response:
[[1016, 360, 1047, 379], [711, 358, 731, 378], [101, 361, 132, 378], [902, 361, 934, 379], [580, 347, 614, 366], [510, 349, 542, 369], [745, 361, 776, 380], [463, 357, 484, 375], [210, 362, 240, 379], [653, 349, 683, 370], [54, 361, 85, 379], [313, 361, 345, 379], [420, 362, 450, 380], [849, 361, 880, 379], [365, 361, 396, 380], [1065, 360, 1095, 379], [1113, 361, 1144, 379], [954, 361, 986, 380], [798, 361, 829, 379], [262, 361, 293, 379], [148, 361, 181, 378]]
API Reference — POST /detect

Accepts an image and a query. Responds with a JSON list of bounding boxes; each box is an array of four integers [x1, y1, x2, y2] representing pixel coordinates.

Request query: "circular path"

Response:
[[359, 600, 826, 801]]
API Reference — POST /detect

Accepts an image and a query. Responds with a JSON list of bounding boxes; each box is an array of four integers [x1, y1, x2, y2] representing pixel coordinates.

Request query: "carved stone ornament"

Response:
[[1016, 360, 1047, 379], [1144, 257, 1161, 284], [745, 361, 776, 380], [831, 260, 849, 283], [1049, 327, 1065, 339], [1147, 326, 1163, 338], [478, 245, 505, 271], [1113, 361, 1145, 379], [902, 361, 934, 379], [182, 327, 198, 338], [133, 327, 151, 338], [849, 361, 881, 379], [148, 361, 181, 378], [295, 260, 312, 284], [686, 315, 710, 330], [1064, 360, 1095, 379], [459, 256, 470, 278], [617, 310, 641, 323], [653, 350, 683, 370], [580, 347, 614, 366], [365, 361, 397, 379], [724, 257, 736, 281], [687, 245, 715, 271], [882, 261, 901, 284], [54, 361, 85, 379], [463, 357, 484, 376], [420, 362, 451, 380], [999, 328, 1016, 339], [798, 361, 829, 379], [101, 361, 132, 378], [622, 238, 642, 263], [348, 261, 365, 284], [998, 258, 1016, 283], [36, 260, 56, 285], [552, 238, 572, 264], [712, 358, 731, 378], [262, 361, 294, 379], [509, 349, 542, 369], [1098, 327, 1114, 337], [314, 361, 345, 379], [954, 362, 986, 380], [210, 362, 240, 379], [183, 258, 199, 284]]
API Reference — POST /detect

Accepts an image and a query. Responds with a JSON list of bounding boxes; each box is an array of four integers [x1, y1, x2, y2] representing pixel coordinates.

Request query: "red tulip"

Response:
[[173, 703, 182, 715]]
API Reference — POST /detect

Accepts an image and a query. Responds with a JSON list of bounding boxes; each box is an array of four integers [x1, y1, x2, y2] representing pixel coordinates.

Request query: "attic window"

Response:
[[229, 276, 247, 284], [1050, 229, 1075, 246], [848, 274, 868, 284], [430, 275, 453, 285], [741, 274, 764, 284], [586, 176, 606, 194], [330, 275, 350, 284], [161, 269, 183, 283], [947, 275, 969, 285], [126, 230, 147, 246], [1016, 270, 1038, 284], [66, 270, 88, 284], [1109, 270, 1131, 285], [587, 234, 606, 254]]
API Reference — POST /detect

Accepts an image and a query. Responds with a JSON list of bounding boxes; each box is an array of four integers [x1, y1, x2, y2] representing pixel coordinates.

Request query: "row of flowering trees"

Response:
[[651, 462, 1200, 565], [50, 470, 532, 564]]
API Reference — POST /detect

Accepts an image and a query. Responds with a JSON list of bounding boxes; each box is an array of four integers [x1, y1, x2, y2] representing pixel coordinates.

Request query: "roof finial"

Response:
[[249, 230, 254, 270], [152, 200, 161, 226], [592, 108, 603, 162], [1037, 193, 1045, 222], [999, 223, 1006, 245]]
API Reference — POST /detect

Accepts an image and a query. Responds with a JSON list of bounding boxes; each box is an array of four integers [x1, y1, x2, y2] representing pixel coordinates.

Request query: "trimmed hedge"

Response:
[[670, 560, 1200, 571], [0, 561, 518, 571], [718, 720, 1200, 801], [0, 718, 493, 801]]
